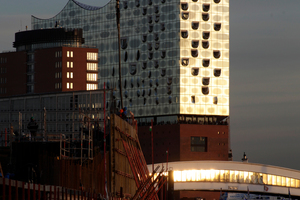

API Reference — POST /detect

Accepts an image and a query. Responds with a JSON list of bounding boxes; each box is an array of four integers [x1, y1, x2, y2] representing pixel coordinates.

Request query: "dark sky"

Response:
[[1, 0, 300, 170]]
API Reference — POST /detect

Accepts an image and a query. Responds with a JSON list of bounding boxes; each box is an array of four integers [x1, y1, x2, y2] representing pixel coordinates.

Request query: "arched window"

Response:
[[214, 0, 221, 3], [148, 52, 153, 60], [202, 41, 209, 49], [191, 49, 198, 57], [191, 68, 199, 76], [142, 35, 147, 42], [203, 4, 210, 12], [181, 3, 188, 11], [202, 13, 209, 21], [214, 23, 221, 31], [154, 61, 159, 68], [130, 64, 137, 75], [161, 69, 166, 77], [192, 22, 199, 30], [213, 50, 221, 59], [182, 58, 189, 66], [202, 87, 209, 95], [181, 30, 188, 38], [121, 38, 128, 49], [214, 69, 221, 77], [136, 50, 140, 61], [192, 40, 199, 48], [155, 6, 159, 13], [161, 51, 166, 58], [142, 62, 147, 69], [202, 77, 210, 85], [202, 32, 210, 39], [182, 12, 189, 20], [202, 59, 210, 67], [142, 8, 147, 15]]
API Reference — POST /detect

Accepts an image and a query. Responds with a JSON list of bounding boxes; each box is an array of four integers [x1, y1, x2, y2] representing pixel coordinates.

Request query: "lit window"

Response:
[[70, 51, 73, 57], [191, 137, 207, 152], [67, 51, 70, 57], [70, 72, 73, 78], [87, 73, 97, 81], [67, 62, 70, 68], [87, 52, 98, 61], [70, 82, 73, 89], [87, 63, 97, 71], [67, 72, 70, 78], [86, 83, 98, 90], [70, 62, 73, 68], [67, 82, 70, 89]]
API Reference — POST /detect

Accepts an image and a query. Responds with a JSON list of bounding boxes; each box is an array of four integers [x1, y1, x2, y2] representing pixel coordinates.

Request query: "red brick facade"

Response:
[[138, 124, 229, 164]]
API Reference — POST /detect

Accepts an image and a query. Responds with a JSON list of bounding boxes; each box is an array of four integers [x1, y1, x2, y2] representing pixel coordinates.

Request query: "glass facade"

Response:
[[172, 169, 300, 188], [32, 0, 229, 118]]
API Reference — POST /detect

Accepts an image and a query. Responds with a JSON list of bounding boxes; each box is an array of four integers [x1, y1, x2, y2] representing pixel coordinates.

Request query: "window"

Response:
[[86, 84, 97, 90], [191, 96, 195, 103], [182, 58, 189, 66], [155, 42, 160, 50], [148, 43, 152, 51], [67, 51, 73, 57], [149, 25, 153, 32], [191, 137, 207, 152], [191, 49, 198, 57], [202, 41, 209, 49], [160, 23, 165, 31], [202, 13, 209, 21], [142, 62, 147, 69], [161, 69, 166, 77], [70, 62, 73, 68], [214, 69, 221, 77], [181, 30, 188, 38], [182, 12, 189, 20], [154, 6, 159, 13], [148, 16, 152, 24], [191, 68, 199, 76], [203, 32, 210, 39], [130, 64, 137, 75], [142, 7, 147, 15], [203, 4, 210, 12], [67, 62, 69, 68], [142, 35, 147, 42], [213, 50, 221, 59], [202, 77, 210, 85], [67, 82, 70, 89], [67, 51, 70, 57], [213, 97, 218, 104], [70, 72, 73, 78], [192, 22, 199, 30], [87, 73, 97, 81], [87, 52, 98, 60], [154, 61, 159, 68], [135, 0, 140, 7], [192, 40, 199, 48], [214, 0, 221, 3], [203, 59, 210, 67], [214, 23, 221, 31], [123, 1, 128, 9], [87, 63, 97, 71], [67, 72, 70, 78], [70, 82, 73, 89], [181, 3, 188, 11], [154, 33, 159, 41], [148, 52, 153, 60], [202, 87, 209, 95], [161, 51, 166, 58]]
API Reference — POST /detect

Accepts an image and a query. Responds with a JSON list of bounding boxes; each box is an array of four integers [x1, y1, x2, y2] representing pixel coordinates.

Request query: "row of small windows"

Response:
[[55, 72, 62, 78], [87, 73, 97, 81], [191, 95, 218, 104], [190, 50, 221, 59], [67, 51, 73, 58], [87, 63, 97, 71], [0, 78, 7, 84], [0, 67, 7, 73], [142, 6, 160, 15], [191, 68, 221, 77], [55, 62, 62, 68], [182, 58, 210, 67], [55, 82, 62, 89], [181, 3, 210, 12], [55, 51, 62, 58], [87, 83, 97, 90], [123, 0, 165, 9], [67, 72, 73, 79], [67, 61, 73, 68], [66, 82, 73, 89], [87, 52, 98, 61], [0, 88, 7, 94], [0, 57, 7, 64]]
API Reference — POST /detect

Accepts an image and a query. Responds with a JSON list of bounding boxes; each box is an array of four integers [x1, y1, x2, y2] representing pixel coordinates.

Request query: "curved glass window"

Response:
[[192, 22, 199, 30], [202, 13, 209, 21], [148, 16, 152, 24], [191, 49, 198, 57], [192, 0, 198, 2], [137, 78, 140, 87], [142, 62, 147, 70], [154, 33, 159, 41], [192, 40, 199, 48], [155, 42, 160, 50], [142, 7, 147, 15], [213, 97, 218, 104], [202, 77, 210, 85], [148, 0, 152, 5], [154, 61, 159, 68], [202, 41, 209, 49], [214, 0, 221, 3], [202, 87, 209, 95], [191, 68, 199, 76], [142, 35, 147, 42], [168, 96, 172, 104], [130, 64, 137, 75], [124, 52, 128, 62], [149, 79, 153, 87], [181, 30, 188, 39], [131, 78, 134, 88], [213, 50, 221, 59], [142, 89, 145, 97], [121, 38, 128, 49], [161, 51, 166, 58], [112, 67, 115, 76], [182, 58, 189, 66], [203, 4, 210, 12], [148, 52, 153, 60], [167, 86, 172, 95], [181, 3, 188, 11], [167, 77, 172, 85], [214, 69, 221, 77], [202, 59, 210, 67], [123, 1, 128, 9], [182, 12, 189, 20], [124, 79, 127, 88], [136, 50, 140, 61], [149, 25, 153, 32], [161, 23, 165, 31], [161, 69, 166, 77], [135, 0, 140, 7], [214, 23, 221, 31], [155, 6, 159, 13], [148, 71, 151, 78], [155, 15, 160, 23], [148, 43, 152, 51], [202, 32, 210, 39], [144, 98, 147, 105]]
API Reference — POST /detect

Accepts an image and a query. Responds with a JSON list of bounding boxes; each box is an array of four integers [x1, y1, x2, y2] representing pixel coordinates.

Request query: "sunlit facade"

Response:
[[31, 0, 229, 118]]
